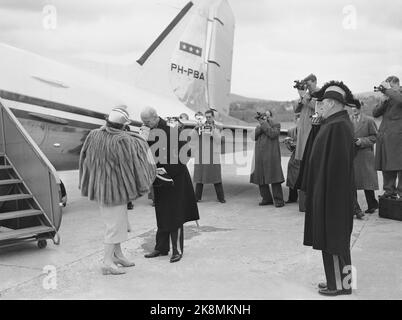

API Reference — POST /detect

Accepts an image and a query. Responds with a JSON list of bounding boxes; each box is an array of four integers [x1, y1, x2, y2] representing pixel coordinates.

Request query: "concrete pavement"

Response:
[[0, 154, 401, 300]]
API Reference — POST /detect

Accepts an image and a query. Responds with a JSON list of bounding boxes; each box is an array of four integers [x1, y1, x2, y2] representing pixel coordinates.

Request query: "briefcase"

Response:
[[378, 197, 402, 221]]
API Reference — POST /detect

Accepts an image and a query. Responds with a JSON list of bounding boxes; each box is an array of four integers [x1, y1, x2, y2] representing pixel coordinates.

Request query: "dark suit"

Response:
[[148, 118, 199, 255]]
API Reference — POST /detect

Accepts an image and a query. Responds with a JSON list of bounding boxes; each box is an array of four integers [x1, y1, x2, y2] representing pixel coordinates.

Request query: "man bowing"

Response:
[[141, 107, 199, 263]]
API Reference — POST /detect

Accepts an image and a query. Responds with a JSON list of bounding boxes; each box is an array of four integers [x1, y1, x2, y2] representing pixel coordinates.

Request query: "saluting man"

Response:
[[301, 81, 356, 296]]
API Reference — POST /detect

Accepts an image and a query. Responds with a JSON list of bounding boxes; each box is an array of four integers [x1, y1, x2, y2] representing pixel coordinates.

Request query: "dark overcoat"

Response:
[[351, 114, 379, 190], [191, 127, 222, 184], [286, 127, 300, 189], [250, 119, 285, 185], [148, 118, 199, 231], [301, 111, 355, 257], [373, 88, 402, 171]]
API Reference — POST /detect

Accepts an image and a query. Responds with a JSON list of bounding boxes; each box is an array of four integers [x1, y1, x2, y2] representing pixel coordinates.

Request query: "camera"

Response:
[[254, 112, 267, 121], [166, 116, 181, 128], [283, 137, 296, 152], [194, 112, 214, 135], [293, 80, 307, 91], [374, 85, 386, 93]]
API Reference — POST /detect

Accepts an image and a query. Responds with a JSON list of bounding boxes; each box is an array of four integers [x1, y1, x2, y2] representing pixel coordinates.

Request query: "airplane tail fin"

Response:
[[135, 0, 235, 118]]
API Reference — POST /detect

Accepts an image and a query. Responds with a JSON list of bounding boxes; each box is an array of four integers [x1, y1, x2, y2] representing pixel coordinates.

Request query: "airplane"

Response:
[[0, 0, 288, 173], [0, 0, 252, 170]]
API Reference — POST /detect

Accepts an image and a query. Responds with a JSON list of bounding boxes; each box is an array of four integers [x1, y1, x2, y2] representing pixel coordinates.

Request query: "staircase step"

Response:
[[0, 225, 54, 241], [0, 209, 42, 221], [0, 179, 22, 185], [0, 165, 12, 170], [0, 194, 32, 202]]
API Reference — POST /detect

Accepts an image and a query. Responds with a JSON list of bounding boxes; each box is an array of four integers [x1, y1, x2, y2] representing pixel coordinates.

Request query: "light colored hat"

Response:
[[108, 105, 130, 124]]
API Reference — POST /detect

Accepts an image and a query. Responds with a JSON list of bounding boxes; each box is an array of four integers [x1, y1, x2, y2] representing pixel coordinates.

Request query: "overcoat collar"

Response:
[[321, 110, 349, 125]]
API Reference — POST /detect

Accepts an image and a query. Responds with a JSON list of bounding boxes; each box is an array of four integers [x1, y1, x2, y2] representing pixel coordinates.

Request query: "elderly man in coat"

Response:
[[79, 106, 156, 275], [301, 81, 355, 296], [141, 107, 199, 263], [350, 100, 379, 217], [373, 76, 402, 199], [250, 110, 285, 207], [191, 109, 226, 203]]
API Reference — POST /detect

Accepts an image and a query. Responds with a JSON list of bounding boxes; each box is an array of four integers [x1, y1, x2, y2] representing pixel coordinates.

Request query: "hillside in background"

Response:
[[229, 92, 384, 124]]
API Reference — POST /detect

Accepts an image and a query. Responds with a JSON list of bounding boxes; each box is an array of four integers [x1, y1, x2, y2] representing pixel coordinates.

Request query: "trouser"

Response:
[[298, 190, 306, 212], [259, 183, 284, 204], [322, 250, 353, 291], [354, 190, 378, 212], [382, 171, 402, 197], [154, 226, 184, 255], [195, 183, 225, 201], [288, 187, 298, 202]]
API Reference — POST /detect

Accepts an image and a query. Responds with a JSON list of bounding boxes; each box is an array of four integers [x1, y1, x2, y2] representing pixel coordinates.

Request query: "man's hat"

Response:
[[303, 73, 317, 82], [317, 85, 348, 105], [108, 105, 130, 125]]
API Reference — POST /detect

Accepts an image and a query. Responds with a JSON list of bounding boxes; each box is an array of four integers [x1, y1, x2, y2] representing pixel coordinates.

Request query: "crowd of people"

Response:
[[77, 74, 402, 296]]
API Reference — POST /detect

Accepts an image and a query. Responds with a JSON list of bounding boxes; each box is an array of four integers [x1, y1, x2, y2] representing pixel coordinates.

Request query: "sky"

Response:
[[0, 0, 401, 100]]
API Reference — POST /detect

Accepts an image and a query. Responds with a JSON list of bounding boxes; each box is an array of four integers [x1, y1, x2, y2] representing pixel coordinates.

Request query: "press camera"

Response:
[[194, 112, 213, 135], [293, 80, 308, 91], [166, 116, 181, 128], [374, 85, 386, 93], [254, 112, 267, 121]]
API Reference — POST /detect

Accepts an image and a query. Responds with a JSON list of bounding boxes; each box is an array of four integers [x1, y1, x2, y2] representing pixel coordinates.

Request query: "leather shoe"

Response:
[[365, 203, 378, 214], [355, 211, 365, 220], [275, 202, 285, 208], [170, 254, 182, 263], [259, 200, 273, 206], [144, 250, 168, 258], [218, 199, 226, 203], [318, 282, 327, 289], [318, 288, 352, 296]]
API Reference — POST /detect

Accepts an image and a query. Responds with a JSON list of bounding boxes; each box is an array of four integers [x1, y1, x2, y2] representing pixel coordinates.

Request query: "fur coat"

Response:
[[79, 125, 156, 206]]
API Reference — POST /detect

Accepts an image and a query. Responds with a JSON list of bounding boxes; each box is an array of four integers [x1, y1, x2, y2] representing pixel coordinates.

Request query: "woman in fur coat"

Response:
[[79, 106, 156, 275]]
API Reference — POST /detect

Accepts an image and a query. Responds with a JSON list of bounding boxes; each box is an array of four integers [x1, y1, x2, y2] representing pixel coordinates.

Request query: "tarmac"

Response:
[[0, 152, 401, 300]]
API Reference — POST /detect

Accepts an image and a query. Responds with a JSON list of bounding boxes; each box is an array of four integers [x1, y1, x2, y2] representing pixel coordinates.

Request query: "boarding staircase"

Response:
[[0, 99, 61, 249]]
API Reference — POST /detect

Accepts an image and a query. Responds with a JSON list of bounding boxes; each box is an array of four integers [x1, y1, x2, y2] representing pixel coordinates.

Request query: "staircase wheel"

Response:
[[52, 233, 61, 245], [38, 239, 47, 249]]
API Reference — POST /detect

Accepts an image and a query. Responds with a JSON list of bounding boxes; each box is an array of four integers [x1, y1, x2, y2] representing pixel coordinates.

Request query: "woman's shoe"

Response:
[[113, 255, 135, 267], [101, 264, 126, 275]]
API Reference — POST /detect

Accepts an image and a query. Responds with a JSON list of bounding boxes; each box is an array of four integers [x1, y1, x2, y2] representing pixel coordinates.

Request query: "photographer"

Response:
[[373, 76, 402, 199], [293, 74, 320, 161], [350, 99, 379, 217], [284, 114, 300, 203], [191, 110, 226, 203], [250, 110, 285, 207]]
